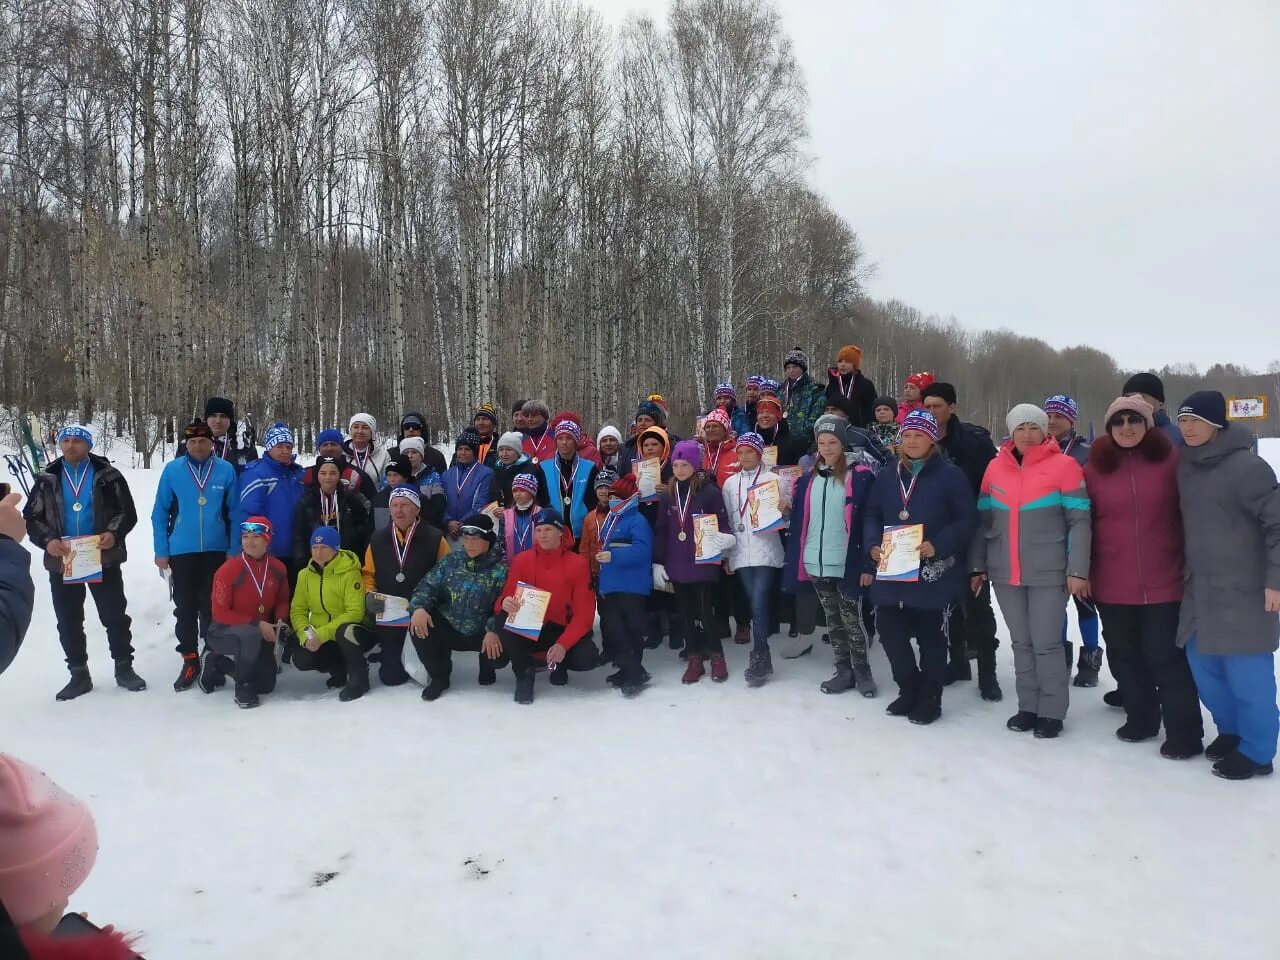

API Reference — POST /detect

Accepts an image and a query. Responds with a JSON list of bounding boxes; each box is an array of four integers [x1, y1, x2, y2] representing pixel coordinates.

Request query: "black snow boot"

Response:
[[198, 648, 226, 693], [886, 681, 918, 717], [744, 650, 773, 688], [114, 659, 147, 692], [1073, 646, 1102, 687], [173, 652, 200, 692], [326, 668, 348, 689], [378, 638, 410, 686], [1160, 735, 1204, 760], [514, 671, 535, 704], [1115, 722, 1159, 743], [944, 657, 971, 685], [908, 687, 942, 726], [1034, 717, 1063, 739], [976, 647, 1002, 702], [1006, 711, 1037, 733], [1205, 734, 1242, 762], [548, 664, 568, 686], [56, 666, 93, 702], [339, 665, 370, 702], [234, 682, 260, 709], [1212, 750, 1274, 781], [421, 677, 451, 702], [820, 666, 856, 695], [1103, 689, 1124, 708]]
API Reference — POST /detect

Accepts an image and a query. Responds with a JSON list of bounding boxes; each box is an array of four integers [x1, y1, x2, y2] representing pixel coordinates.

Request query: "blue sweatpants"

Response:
[[1062, 597, 1100, 649], [1185, 635, 1279, 765]]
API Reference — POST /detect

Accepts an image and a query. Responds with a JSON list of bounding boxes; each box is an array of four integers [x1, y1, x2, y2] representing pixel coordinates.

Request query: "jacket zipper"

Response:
[[1129, 455, 1147, 605], [318, 564, 331, 618]]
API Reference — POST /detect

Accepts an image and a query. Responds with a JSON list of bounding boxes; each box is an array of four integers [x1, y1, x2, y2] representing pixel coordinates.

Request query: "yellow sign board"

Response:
[[1227, 396, 1268, 420]]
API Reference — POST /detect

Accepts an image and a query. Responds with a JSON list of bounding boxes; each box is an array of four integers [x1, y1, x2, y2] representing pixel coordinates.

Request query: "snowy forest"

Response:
[[0, 0, 1275, 457]]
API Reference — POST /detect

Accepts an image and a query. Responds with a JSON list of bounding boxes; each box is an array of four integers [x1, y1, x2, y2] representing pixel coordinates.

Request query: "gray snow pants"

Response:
[[995, 583, 1070, 721]]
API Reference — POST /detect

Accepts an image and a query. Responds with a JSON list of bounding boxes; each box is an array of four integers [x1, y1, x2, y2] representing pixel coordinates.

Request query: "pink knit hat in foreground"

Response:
[[0, 754, 99, 925]]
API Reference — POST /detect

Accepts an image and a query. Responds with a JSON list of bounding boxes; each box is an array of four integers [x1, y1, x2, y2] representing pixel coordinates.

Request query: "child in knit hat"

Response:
[[0, 753, 136, 956]]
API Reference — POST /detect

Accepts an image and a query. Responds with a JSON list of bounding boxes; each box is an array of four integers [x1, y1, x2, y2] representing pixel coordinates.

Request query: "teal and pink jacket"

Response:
[[969, 437, 1092, 587]]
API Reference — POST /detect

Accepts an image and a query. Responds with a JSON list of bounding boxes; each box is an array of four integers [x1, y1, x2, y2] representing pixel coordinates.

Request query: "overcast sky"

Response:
[[585, 0, 1279, 372]]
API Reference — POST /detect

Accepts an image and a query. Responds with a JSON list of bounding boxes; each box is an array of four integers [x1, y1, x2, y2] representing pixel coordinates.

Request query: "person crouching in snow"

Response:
[[0, 753, 140, 959], [408, 513, 509, 701], [721, 432, 785, 686], [1176, 390, 1280, 780], [971, 404, 1092, 740], [361, 485, 450, 689], [595, 474, 654, 696], [202, 517, 293, 708], [499, 473, 543, 560], [863, 411, 977, 724], [288, 526, 370, 701], [783, 416, 877, 696], [654, 440, 735, 683], [712, 382, 751, 436], [486, 510, 599, 704]]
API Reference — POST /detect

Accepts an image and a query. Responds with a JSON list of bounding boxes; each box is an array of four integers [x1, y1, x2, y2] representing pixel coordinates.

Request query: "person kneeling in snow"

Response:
[[288, 526, 369, 702], [409, 513, 509, 702], [486, 510, 599, 704], [202, 517, 292, 709]]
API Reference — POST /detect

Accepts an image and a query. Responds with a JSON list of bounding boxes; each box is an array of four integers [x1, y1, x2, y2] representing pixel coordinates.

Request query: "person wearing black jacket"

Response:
[[23, 426, 145, 700], [824, 345, 878, 428], [292, 455, 374, 568], [752, 395, 808, 466], [391, 411, 448, 475], [489, 432, 550, 508], [0, 491, 34, 678], [178, 396, 259, 474], [921, 382, 1002, 700]]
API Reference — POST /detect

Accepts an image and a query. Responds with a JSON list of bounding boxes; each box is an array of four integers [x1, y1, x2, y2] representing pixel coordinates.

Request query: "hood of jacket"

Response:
[[1179, 425, 1253, 467]]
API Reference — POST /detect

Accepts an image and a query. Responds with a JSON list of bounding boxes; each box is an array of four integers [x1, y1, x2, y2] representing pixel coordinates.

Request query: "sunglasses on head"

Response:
[[460, 525, 489, 538], [1108, 413, 1146, 428], [240, 521, 270, 536]]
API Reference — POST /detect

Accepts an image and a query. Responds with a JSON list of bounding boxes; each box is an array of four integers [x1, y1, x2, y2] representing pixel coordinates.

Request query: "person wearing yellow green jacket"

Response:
[[289, 526, 369, 701]]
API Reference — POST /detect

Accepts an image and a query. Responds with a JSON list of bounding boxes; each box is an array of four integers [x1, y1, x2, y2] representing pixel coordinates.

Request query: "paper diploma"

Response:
[[775, 466, 803, 508], [761, 446, 779, 469], [376, 594, 411, 627], [506, 581, 553, 638], [633, 457, 662, 502], [876, 524, 925, 582], [693, 514, 722, 565], [747, 478, 786, 533], [62, 535, 103, 585]]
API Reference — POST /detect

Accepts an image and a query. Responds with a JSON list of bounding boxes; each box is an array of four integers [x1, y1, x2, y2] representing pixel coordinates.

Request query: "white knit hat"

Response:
[[399, 437, 426, 457], [496, 431, 524, 453], [349, 412, 377, 434], [596, 425, 622, 446], [1006, 403, 1049, 437]]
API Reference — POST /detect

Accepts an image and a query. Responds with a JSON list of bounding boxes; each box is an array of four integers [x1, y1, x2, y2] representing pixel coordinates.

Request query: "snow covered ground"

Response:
[[2, 439, 1278, 959]]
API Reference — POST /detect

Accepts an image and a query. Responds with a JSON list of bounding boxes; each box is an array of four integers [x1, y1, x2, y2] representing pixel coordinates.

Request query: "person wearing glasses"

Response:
[[1084, 396, 1203, 759], [202, 516, 293, 708], [408, 513, 509, 701], [152, 418, 239, 692], [288, 525, 370, 701]]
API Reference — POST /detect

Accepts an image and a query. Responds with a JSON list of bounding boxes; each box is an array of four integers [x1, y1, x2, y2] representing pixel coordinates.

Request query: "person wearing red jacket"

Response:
[[699, 407, 740, 488], [201, 516, 292, 708], [484, 509, 599, 704]]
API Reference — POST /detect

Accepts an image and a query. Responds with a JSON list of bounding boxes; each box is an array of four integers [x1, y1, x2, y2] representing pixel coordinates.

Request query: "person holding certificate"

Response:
[[24, 424, 143, 700], [862, 411, 977, 725], [204, 517, 293, 708], [970, 404, 1092, 740], [488, 510, 598, 704], [654, 441, 736, 684], [721, 433, 786, 686], [361, 485, 449, 689], [782, 418, 878, 696], [631, 425, 684, 654], [153, 418, 240, 692]]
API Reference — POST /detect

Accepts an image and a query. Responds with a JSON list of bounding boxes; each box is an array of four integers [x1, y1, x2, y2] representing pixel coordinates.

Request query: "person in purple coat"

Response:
[[652, 440, 736, 684]]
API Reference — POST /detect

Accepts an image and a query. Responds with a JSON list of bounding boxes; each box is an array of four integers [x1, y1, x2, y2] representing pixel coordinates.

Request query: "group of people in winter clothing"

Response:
[[10, 355, 1280, 780]]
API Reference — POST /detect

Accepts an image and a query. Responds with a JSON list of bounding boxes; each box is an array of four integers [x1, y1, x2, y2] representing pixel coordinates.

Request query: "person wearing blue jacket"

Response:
[[712, 383, 751, 437], [234, 421, 306, 581], [863, 410, 978, 725], [152, 419, 239, 690], [0, 491, 35, 678], [782, 415, 877, 696], [540, 420, 598, 540], [444, 429, 496, 543], [594, 475, 653, 696]]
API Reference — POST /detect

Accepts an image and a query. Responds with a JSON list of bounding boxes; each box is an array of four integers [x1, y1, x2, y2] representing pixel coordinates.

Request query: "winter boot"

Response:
[[326, 668, 348, 689], [197, 648, 226, 694], [976, 647, 1002, 702], [744, 650, 773, 687], [853, 664, 878, 698], [781, 639, 813, 660], [944, 657, 972, 685], [733, 623, 751, 645], [1115, 722, 1159, 743], [1073, 646, 1102, 687], [908, 687, 942, 726], [421, 677, 451, 702], [1160, 736, 1204, 760], [820, 667, 856, 695], [1205, 734, 1242, 762], [620, 676, 648, 698], [1006, 711, 1037, 733], [234, 682, 260, 709], [478, 658, 497, 685], [1034, 717, 1063, 739], [549, 663, 568, 686], [681, 654, 706, 685], [114, 659, 146, 692], [1212, 750, 1274, 781], [514, 671, 535, 704], [886, 679, 918, 716], [378, 655, 410, 687], [56, 666, 93, 702], [709, 653, 729, 682], [173, 653, 200, 692], [339, 665, 370, 702], [1103, 689, 1124, 708]]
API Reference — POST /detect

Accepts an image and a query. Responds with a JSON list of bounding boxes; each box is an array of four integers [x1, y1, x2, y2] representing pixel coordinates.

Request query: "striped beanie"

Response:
[[760, 379, 781, 396], [746, 374, 765, 389], [1043, 394, 1079, 424], [553, 420, 582, 441], [473, 403, 499, 425], [704, 408, 732, 432], [899, 410, 940, 443], [713, 383, 737, 402], [512, 473, 540, 497], [735, 432, 765, 456], [263, 422, 294, 451]]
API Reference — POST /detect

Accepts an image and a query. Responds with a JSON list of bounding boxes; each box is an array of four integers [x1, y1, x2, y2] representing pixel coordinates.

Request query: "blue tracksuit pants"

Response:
[[1185, 634, 1279, 765]]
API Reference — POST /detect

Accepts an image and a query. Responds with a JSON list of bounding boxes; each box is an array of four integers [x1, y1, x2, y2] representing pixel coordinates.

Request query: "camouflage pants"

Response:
[[812, 578, 870, 672]]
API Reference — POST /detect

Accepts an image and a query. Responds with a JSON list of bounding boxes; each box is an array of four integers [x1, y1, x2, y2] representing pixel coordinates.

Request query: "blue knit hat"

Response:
[[1043, 395, 1079, 425], [636, 400, 666, 426], [263, 422, 295, 451], [57, 425, 94, 449], [309, 526, 340, 550], [532, 509, 566, 530], [316, 428, 345, 447], [1177, 391, 1228, 429], [899, 409, 940, 443]]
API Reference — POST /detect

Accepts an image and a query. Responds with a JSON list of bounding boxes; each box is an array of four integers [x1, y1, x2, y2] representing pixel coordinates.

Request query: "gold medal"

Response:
[[678, 531, 687, 542], [258, 604, 265, 615], [198, 496, 207, 506]]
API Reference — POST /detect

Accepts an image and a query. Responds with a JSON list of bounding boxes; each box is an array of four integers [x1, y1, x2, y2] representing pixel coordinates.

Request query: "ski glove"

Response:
[[713, 531, 737, 552], [364, 593, 386, 616], [652, 563, 671, 591]]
